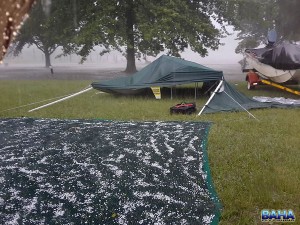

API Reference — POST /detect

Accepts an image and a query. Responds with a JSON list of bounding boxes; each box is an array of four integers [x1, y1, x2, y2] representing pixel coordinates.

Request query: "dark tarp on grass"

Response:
[[91, 55, 223, 94], [0, 118, 222, 225], [202, 81, 300, 114]]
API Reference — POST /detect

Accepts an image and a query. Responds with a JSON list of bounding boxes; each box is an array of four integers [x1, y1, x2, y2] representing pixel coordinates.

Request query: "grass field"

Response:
[[0, 80, 299, 225]]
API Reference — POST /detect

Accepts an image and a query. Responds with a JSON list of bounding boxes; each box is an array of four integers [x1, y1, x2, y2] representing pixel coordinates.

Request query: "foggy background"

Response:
[[1, 33, 243, 79], [0, 17, 243, 81]]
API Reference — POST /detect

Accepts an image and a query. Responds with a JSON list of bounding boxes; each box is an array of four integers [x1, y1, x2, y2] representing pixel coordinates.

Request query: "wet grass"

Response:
[[0, 80, 299, 224]]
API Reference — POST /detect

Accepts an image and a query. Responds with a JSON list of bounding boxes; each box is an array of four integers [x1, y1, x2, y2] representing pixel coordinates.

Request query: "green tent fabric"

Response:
[[0, 118, 222, 225], [91, 54, 299, 113], [91, 55, 223, 94], [202, 81, 300, 114]]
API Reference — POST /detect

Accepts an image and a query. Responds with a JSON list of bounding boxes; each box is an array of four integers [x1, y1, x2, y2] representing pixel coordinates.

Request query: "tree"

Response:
[[229, 0, 300, 53], [13, 0, 76, 67], [224, 0, 277, 53], [276, 0, 300, 41], [66, 0, 236, 73]]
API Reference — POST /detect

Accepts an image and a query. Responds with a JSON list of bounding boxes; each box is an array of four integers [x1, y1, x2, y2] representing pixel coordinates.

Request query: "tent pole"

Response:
[[197, 80, 224, 116], [223, 91, 259, 121], [28, 87, 93, 112], [194, 83, 197, 99]]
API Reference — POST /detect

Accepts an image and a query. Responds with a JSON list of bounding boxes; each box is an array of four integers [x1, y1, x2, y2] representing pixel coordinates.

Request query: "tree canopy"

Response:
[[14, 0, 300, 70], [62, 0, 236, 72], [231, 0, 300, 53], [276, 0, 300, 41], [13, 0, 76, 67]]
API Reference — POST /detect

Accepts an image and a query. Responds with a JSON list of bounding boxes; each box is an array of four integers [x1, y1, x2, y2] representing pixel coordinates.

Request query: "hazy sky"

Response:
[[179, 23, 242, 65], [183, 33, 242, 65]]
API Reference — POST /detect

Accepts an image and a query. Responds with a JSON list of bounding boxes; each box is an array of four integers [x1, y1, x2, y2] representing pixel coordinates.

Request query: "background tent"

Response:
[[91, 55, 223, 94]]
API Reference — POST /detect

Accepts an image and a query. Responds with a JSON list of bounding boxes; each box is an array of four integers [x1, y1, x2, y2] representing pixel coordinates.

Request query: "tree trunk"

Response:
[[44, 50, 51, 68], [126, 47, 136, 73], [125, 0, 137, 73]]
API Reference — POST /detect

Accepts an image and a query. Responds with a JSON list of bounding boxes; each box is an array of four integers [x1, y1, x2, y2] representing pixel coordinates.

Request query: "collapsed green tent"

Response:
[[91, 55, 223, 94]]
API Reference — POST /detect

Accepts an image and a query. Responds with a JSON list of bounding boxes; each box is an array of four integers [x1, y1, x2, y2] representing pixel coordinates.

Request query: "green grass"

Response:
[[0, 80, 299, 225]]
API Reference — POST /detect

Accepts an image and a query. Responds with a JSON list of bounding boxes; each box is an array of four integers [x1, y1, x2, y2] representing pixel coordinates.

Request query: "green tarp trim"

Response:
[[203, 81, 300, 114], [92, 55, 223, 94], [200, 123, 222, 225], [0, 118, 222, 225]]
